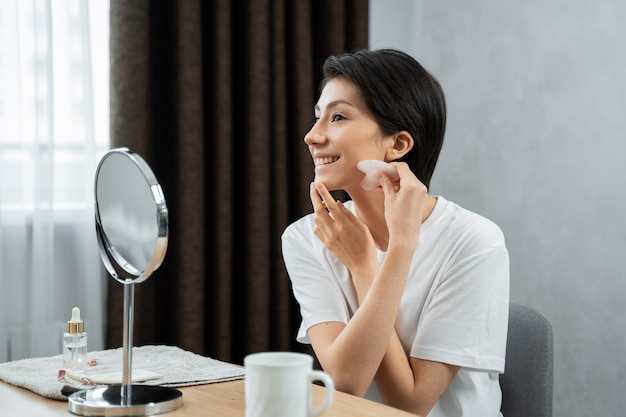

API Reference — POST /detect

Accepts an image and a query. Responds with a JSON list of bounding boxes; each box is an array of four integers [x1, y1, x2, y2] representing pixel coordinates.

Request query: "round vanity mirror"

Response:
[[68, 148, 182, 416], [94, 148, 168, 284]]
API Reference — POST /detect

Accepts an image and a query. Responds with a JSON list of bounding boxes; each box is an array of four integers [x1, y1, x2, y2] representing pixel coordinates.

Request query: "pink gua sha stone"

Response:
[[356, 160, 400, 191]]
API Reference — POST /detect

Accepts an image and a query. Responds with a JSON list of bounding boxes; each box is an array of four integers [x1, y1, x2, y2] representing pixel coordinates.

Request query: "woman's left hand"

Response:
[[310, 182, 378, 279], [378, 162, 428, 251]]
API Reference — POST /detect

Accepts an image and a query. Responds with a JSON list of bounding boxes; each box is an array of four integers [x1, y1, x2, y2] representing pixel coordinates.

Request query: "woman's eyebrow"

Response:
[[314, 99, 354, 112]]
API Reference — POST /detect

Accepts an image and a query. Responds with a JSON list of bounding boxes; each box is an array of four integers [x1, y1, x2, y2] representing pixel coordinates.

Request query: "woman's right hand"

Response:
[[310, 181, 379, 281]]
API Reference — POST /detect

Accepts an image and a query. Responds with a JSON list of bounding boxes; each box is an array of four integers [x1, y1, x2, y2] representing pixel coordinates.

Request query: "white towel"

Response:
[[0, 345, 245, 400]]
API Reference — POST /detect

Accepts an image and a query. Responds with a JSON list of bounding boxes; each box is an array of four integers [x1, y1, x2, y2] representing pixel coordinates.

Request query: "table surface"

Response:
[[0, 379, 416, 417]]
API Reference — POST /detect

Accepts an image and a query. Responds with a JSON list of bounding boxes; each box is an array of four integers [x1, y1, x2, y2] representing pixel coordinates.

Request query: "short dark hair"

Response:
[[321, 49, 446, 189]]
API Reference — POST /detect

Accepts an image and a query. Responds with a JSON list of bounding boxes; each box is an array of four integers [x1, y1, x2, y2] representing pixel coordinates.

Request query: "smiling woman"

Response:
[[282, 49, 509, 416], [0, 0, 110, 362]]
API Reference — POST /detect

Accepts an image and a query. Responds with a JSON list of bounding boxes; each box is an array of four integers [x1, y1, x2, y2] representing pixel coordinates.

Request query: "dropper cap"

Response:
[[67, 307, 85, 334]]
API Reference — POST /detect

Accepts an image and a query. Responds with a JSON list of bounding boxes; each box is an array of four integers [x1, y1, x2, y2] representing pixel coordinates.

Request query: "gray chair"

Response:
[[500, 303, 553, 417]]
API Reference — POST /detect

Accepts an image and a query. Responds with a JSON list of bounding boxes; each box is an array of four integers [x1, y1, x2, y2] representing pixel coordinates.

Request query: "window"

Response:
[[0, 0, 109, 362]]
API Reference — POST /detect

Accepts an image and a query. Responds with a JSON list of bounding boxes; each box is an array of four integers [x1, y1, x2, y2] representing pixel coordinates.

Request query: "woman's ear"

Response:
[[385, 131, 414, 161]]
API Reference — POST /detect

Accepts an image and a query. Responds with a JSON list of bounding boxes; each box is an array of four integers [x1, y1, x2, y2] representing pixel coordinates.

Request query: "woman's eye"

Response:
[[312, 116, 319, 126], [331, 114, 345, 122]]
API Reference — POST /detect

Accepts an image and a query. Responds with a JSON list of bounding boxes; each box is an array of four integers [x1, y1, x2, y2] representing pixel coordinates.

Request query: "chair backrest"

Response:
[[500, 303, 554, 417]]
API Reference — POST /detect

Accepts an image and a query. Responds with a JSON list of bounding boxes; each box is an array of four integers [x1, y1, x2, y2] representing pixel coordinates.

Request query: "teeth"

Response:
[[315, 157, 339, 166]]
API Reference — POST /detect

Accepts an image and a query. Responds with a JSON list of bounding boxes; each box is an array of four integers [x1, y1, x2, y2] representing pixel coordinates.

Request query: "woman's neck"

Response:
[[349, 189, 437, 252]]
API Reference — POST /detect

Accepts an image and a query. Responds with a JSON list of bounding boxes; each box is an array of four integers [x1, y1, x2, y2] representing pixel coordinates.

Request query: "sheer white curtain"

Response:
[[0, 0, 109, 362]]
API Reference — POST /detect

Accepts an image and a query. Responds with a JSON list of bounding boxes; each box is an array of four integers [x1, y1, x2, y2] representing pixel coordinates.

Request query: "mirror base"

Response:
[[68, 385, 183, 416]]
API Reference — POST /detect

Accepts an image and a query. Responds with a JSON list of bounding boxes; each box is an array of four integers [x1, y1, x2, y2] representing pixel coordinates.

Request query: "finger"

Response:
[[390, 162, 428, 196], [310, 182, 327, 212], [390, 162, 412, 181], [314, 182, 346, 220], [337, 200, 366, 230], [310, 183, 340, 239], [377, 171, 396, 197], [310, 183, 334, 228]]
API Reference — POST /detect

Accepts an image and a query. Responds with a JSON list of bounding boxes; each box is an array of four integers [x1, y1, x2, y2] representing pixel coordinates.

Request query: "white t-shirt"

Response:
[[281, 196, 510, 417]]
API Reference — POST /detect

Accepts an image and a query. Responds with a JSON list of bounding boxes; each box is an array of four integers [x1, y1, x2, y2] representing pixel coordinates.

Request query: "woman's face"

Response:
[[304, 77, 392, 192]]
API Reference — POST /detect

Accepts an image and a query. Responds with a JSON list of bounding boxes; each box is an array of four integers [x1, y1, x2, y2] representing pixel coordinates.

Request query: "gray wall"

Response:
[[370, 1, 626, 416]]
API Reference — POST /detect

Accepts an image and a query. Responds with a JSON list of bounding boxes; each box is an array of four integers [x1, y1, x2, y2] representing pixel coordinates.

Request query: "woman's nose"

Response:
[[304, 126, 324, 146]]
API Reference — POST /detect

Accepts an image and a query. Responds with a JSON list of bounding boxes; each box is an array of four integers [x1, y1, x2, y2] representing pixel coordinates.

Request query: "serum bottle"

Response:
[[63, 307, 87, 372]]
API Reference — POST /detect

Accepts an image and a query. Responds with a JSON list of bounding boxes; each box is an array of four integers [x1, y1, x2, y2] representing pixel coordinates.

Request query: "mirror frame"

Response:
[[94, 147, 168, 284]]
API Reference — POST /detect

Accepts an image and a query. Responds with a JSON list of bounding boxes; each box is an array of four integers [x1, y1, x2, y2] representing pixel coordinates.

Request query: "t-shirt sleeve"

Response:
[[281, 219, 352, 344], [412, 243, 510, 373]]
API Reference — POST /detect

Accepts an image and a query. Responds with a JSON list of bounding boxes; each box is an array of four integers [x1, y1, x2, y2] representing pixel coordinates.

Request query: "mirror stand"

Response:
[[68, 148, 182, 416], [68, 283, 182, 416]]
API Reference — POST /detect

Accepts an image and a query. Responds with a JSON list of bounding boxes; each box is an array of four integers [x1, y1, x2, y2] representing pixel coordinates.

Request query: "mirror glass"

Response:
[[94, 148, 168, 283]]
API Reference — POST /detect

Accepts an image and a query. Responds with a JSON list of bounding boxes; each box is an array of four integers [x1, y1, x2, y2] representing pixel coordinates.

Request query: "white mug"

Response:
[[244, 351, 334, 417]]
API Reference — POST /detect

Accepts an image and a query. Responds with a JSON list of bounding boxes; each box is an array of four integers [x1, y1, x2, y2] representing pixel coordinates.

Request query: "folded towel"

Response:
[[0, 345, 245, 400]]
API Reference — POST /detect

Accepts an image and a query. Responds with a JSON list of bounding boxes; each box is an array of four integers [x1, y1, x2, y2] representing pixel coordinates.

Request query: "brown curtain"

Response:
[[107, 0, 368, 364]]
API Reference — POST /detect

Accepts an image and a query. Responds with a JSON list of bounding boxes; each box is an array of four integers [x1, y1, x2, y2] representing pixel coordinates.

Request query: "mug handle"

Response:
[[308, 370, 335, 417]]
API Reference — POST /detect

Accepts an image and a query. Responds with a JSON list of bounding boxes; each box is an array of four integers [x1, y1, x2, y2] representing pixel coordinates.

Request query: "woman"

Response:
[[281, 49, 509, 417]]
